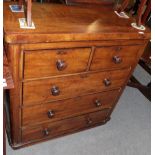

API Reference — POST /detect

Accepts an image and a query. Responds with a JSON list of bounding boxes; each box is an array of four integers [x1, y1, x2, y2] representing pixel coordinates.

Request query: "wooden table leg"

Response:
[[128, 76, 151, 101]]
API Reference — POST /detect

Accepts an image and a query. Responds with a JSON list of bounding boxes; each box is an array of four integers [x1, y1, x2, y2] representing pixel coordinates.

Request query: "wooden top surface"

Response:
[[4, 2, 150, 44]]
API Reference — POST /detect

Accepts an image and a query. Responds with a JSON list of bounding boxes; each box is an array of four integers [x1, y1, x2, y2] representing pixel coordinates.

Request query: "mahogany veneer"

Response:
[[22, 110, 111, 143], [23, 69, 130, 105], [4, 2, 150, 149], [22, 89, 120, 126]]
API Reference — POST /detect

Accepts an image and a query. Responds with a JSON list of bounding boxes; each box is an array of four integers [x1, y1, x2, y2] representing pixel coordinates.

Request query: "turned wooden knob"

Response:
[[104, 78, 111, 87], [47, 110, 55, 118], [56, 60, 67, 71], [43, 128, 49, 136], [51, 86, 60, 96], [94, 99, 102, 107], [112, 56, 122, 64]]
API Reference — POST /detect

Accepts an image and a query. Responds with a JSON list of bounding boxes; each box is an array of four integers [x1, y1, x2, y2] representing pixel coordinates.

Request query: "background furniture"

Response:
[[63, 0, 115, 5], [127, 0, 151, 100]]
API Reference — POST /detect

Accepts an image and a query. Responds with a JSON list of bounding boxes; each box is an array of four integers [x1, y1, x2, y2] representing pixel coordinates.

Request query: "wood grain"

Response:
[[90, 45, 143, 71], [4, 2, 150, 44], [3, 1, 150, 149], [6, 45, 23, 145], [23, 69, 130, 106], [21, 40, 147, 51], [22, 89, 120, 126], [24, 48, 91, 79], [22, 109, 110, 143]]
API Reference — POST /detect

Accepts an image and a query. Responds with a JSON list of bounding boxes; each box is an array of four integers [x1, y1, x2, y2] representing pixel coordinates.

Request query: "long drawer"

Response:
[[22, 110, 110, 143], [22, 89, 120, 126], [23, 68, 130, 106], [90, 45, 142, 71], [24, 48, 91, 79]]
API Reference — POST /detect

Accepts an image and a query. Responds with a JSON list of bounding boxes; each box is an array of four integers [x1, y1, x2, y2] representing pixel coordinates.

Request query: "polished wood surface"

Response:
[[23, 69, 130, 106], [90, 45, 143, 71], [24, 48, 91, 79], [6, 45, 23, 145], [4, 40, 148, 148], [22, 89, 120, 126], [4, 2, 150, 44], [4, 1, 150, 149], [22, 110, 110, 143]]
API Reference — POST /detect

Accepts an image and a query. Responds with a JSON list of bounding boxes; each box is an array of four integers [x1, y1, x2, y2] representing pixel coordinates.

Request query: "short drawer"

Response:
[[90, 45, 142, 71], [22, 110, 110, 143], [24, 48, 91, 79], [22, 89, 120, 126], [23, 68, 130, 106]]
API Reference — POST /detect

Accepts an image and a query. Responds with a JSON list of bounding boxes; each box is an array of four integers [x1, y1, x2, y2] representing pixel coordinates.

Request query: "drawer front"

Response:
[[90, 45, 142, 71], [22, 89, 120, 126], [22, 110, 110, 143], [23, 68, 130, 106], [24, 48, 91, 79]]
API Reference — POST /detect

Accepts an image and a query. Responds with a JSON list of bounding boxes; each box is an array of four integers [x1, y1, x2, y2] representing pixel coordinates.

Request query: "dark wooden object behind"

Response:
[[117, 0, 150, 27], [64, 0, 115, 5], [127, 0, 151, 100], [4, 2, 150, 149], [128, 41, 151, 101]]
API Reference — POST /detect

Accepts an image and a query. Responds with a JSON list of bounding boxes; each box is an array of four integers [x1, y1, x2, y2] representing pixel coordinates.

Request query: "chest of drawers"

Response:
[[4, 2, 150, 148]]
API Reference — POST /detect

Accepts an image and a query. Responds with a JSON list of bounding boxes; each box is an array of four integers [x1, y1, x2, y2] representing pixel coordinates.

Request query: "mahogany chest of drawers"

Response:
[[4, 2, 150, 148]]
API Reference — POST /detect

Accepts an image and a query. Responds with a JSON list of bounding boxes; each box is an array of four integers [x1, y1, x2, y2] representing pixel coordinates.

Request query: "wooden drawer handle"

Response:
[[51, 86, 60, 96], [56, 59, 67, 71], [104, 78, 111, 87], [43, 128, 49, 136], [87, 117, 93, 125], [112, 56, 122, 64], [94, 99, 102, 107], [47, 110, 55, 118]]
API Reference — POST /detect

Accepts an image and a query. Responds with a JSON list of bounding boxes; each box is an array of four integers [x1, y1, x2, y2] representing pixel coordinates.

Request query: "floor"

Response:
[[6, 65, 151, 155]]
